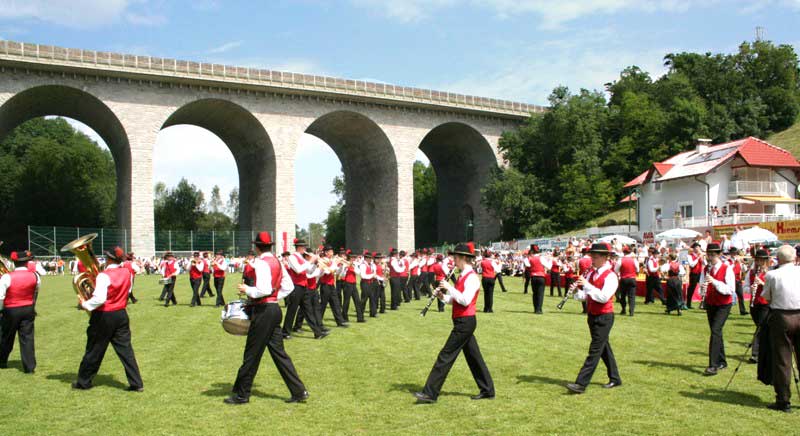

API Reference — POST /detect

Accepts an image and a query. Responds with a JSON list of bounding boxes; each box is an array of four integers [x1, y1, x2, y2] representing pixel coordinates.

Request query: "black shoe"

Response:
[[534, 311, 543, 315], [470, 392, 495, 400], [602, 381, 622, 389], [131, 298, 138, 304], [282, 332, 292, 340], [321, 326, 331, 332], [292, 327, 302, 333], [224, 395, 249, 405], [413, 392, 436, 403], [748, 357, 758, 364], [566, 383, 585, 394], [337, 323, 349, 328], [620, 309, 626, 315], [127, 386, 144, 392], [741, 312, 749, 316], [717, 363, 727, 370], [71, 382, 92, 390], [286, 391, 309, 403], [357, 319, 366, 323], [314, 331, 330, 340], [767, 402, 792, 413], [703, 367, 718, 376]]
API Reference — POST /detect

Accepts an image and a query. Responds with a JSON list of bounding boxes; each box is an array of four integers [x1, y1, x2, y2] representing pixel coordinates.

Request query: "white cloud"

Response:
[[351, 0, 457, 22], [0, 0, 168, 29], [125, 11, 167, 26], [208, 41, 244, 54]]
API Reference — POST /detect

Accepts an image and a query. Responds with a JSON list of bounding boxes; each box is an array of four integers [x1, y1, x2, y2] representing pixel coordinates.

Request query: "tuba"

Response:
[[60, 233, 101, 301], [0, 255, 11, 275]]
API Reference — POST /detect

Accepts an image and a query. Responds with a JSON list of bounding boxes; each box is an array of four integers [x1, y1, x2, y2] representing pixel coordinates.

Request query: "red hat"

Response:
[[253, 232, 273, 245], [104, 246, 126, 262], [293, 238, 308, 247], [10, 251, 31, 262], [622, 246, 631, 254], [346, 249, 353, 256], [530, 244, 540, 254]]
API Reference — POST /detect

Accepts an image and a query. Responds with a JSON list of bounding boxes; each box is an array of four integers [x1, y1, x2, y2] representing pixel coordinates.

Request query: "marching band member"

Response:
[[550, 247, 562, 297], [479, 250, 498, 313], [200, 252, 214, 298], [523, 249, 531, 295], [122, 252, 140, 304], [686, 243, 704, 309], [161, 252, 178, 307], [341, 250, 365, 323], [744, 248, 770, 363], [294, 251, 327, 338], [400, 251, 414, 302], [419, 251, 431, 297], [731, 249, 748, 316], [429, 254, 448, 313], [414, 242, 494, 403], [494, 252, 509, 293], [426, 250, 437, 294], [242, 251, 256, 287], [26, 254, 47, 276], [212, 250, 227, 307], [410, 252, 422, 300], [283, 239, 325, 339], [644, 247, 665, 305], [700, 242, 735, 376], [226, 232, 308, 405], [562, 251, 577, 296], [0, 251, 40, 373], [72, 247, 143, 392], [615, 246, 638, 316], [188, 252, 204, 307], [389, 248, 406, 309], [578, 247, 592, 314], [523, 244, 551, 314], [375, 252, 387, 314], [566, 242, 622, 394], [663, 254, 685, 315], [359, 251, 378, 318], [762, 245, 800, 412], [317, 246, 347, 328]]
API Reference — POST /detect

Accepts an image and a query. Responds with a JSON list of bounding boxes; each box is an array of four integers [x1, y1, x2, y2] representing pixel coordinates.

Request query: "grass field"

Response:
[[1, 274, 798, 435], [767, 118, 800, 158]]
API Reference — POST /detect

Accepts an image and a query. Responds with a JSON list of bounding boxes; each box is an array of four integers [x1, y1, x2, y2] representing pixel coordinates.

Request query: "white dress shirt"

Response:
[[390, 257, 405, 273], [359, 262, 375, 279], [699, 259, 735, 295], [442, 265, 479, 306], [762, 263, 800, 310], [575, 263, 618, 303], [243, 252, 294, 300], [0, 267, 42, 310], [287, 252, 310, 275]]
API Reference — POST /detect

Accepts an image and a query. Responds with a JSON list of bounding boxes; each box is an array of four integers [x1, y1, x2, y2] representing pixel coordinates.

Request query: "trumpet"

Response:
[[60, 233, 101, 303]]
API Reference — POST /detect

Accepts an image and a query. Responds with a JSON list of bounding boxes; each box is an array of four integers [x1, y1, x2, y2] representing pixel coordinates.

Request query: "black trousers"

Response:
[[190, 277, 202, 306], [645, 276, 664, 303], [665, 277, 684, 312], [214, 277, 225, 306], [482, 278, 495, 313], [750, 305, 770, 359], [686, 273, 700, 308], [283, 285, 305, 334], [0, 305, 36, 372], [769, 309, 800, 404], [550, 272, 562, 296], [201, 272, 214, 297], [706, 304, 731, 368], [342, 282, 364, 322], [575, 313, 621, 387], [319, 283, 346, 326], [523, 270, 531, 294], [531, 276, 545, 313], [162, 278, 177, 305], [76, 310, 142, 389], [496, 273, 508, 292], [401, 275, 412, 302], [127, 278, 137, 303], [378, 281, 386, 313], [336, 280, 344, 303], [618, 278, 637, 316], [361, 280, 378, 317], [390, 277, 404, 309], [735, 280, 747, 315], [293, 290, 323, 336], [422, 316, 494, 400], [411, 275, 421, 300], [232, 303, 305, 400], [420, 273, 431, 297]]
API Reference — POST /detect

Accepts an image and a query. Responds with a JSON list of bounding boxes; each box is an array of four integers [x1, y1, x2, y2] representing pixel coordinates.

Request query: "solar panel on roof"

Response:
[[685, 147, 737, 165]]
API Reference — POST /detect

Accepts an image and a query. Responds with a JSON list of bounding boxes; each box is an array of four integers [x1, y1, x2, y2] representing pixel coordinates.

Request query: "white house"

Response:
[[625, 137, 800, 232]]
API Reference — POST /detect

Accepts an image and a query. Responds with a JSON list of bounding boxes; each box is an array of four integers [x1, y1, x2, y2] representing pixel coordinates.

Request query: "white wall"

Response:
[[638, 176, 708, 230]]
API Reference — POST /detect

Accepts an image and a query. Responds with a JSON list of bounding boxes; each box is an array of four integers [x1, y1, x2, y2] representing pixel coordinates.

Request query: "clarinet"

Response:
[[420, 266, 459, 317], [699, 264, 711, 310], [557, 269, 589, 310]]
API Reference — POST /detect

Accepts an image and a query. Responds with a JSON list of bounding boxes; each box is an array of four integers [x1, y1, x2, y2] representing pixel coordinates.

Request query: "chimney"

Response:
[[696, 138, 712, 154]]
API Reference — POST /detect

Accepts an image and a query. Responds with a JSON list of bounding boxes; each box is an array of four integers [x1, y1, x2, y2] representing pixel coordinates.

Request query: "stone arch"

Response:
[[304, 110, 398, 251], [418, 122, 499, 243], [161, 98, 276, 232], [0, 84, 132, 231]]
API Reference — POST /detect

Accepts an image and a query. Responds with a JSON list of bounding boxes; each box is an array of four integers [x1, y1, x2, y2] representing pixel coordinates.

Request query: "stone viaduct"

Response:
[[0, 40, 542, 256]]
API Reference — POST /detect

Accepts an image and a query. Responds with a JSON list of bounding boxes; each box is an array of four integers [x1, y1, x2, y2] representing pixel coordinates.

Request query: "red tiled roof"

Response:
[[736, 137, 800, 168], [624, 170, 648, 188], [653, 163, 674, 175]]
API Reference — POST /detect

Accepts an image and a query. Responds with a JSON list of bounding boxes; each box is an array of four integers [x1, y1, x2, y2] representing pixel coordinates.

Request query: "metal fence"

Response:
[[28, 226, 269, 258]]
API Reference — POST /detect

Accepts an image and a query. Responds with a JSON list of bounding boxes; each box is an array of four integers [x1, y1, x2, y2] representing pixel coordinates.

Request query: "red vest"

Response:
[[528, 255, 546, 277], [287, 253, 308, 287], [412, 260, 421, 276], [389, 258, 407, 278], [690, 253, 703, 275], [213, 258, 226, 278], [122, 261, 138, 276], [252, 254, 283, 304], [647, 257, 661, 277], [162, 260, 176, 278], [578, 257, 592, 275], [619, 257, 637, 279], [430, 263, 445, 282], [189, 261, 203, 279], [3, 270, 37, 308], [307, 276, 318, 290], [750, 269, 768, 306], [77, 260, 87, 273], [452, 270, 478, 319], [563, 262, 576, 279], [376, 264, 384, 281], [96, 267, 131, 312], [421, 258, 429, 273], [586, 268, 615, 315], [344, 265, 357, 284], [203, 259, 210, 273], [705, 263, 733, 306], [480, 259, 496, 279], [243, 261, 256, 281], [362, 263, 375, 283], [733, 260, 742, 280]]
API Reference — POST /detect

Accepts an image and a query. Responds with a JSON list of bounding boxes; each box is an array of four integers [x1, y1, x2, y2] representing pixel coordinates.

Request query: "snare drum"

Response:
[[221, 300, 250, 336]]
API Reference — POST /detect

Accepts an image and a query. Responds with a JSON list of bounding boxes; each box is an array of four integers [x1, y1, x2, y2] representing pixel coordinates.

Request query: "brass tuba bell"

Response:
[[60, 233, 101, 301]]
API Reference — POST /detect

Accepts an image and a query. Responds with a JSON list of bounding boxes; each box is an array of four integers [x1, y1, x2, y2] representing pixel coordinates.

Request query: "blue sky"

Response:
[[2, 0, 799, 229]]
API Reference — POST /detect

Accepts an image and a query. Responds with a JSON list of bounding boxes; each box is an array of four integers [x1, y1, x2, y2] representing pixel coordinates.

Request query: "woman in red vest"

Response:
[[614, 246, 638, 316], [73, 246, 143, 391], [414, 242, 494, 403], [0, 250, 40, 373], [566, 242, 622, 394], [701, 242, 735, 376], [744, 248, 770, 363], [188, 251, 204, 307]]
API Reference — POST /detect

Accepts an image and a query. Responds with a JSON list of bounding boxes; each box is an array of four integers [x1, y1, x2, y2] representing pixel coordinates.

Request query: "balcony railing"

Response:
[[728, 180, 788, 197], [646, 213, 800, 232]]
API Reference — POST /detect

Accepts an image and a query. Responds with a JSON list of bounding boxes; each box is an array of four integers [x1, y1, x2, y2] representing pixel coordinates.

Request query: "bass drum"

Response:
[[221, 300, 250, 336]]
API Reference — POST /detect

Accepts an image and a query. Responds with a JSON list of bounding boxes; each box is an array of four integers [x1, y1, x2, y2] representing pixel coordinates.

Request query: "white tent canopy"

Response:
[[655, 228, 701, 240], [597, 234, 637, 245], [732, 226, 778, 245]]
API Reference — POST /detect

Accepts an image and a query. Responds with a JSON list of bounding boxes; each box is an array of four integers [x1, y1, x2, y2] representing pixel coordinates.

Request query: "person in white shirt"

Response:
[[762, 244, 800, 412], [358, 252, 378, 318], [699, 242, 735, 376]]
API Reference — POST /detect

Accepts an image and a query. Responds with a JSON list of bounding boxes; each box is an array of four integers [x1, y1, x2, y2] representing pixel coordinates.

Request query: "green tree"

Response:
[[324, 171, 346, 248], [226, 187, 239, 225], [154, 178, 205, 230], [413, 160, 438, 247], [208, 185, 223, 214]]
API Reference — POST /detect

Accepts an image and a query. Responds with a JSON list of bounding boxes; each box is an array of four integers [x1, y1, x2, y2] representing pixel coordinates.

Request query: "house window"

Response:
[[654, 182, 662, 192], [764, 204, 776, 215], [680, 204, 693, 218]]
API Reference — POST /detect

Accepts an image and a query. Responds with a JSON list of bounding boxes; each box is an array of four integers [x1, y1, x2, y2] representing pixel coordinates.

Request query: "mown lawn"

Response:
[[1, 274, 797, 435]]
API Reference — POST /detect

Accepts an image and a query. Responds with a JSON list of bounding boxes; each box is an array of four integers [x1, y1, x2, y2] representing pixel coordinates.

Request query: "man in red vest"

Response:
[[72, 246, 143, 391], [283, 239, 326, 339], [188, 251, 204, 307], [389, 248, 407, 310], [614, 246, 639, 316], [479, 250, 498, 313], [523, 244, 552, 314], [414, 242, 494, 403], [374, 252, 387, 314], [225, 232, 308, 405], [160, 252, 178, 307], [428, 254, 448, 313], [340, 250, 364, 323], [686, 243, 705, 309], [701, 242, 735, 376], [359, 251, 378, 318], [744, 249, 770, 363], [566, 242, 622, 394], [316, 246, 347, 328], [645, 247, 665, 305], [200, 252, 214, 298], [212, 250, 227, 307], [122, 252, 140, 304], [0, 250, 40, 373], [242, 250, 256, 287]]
